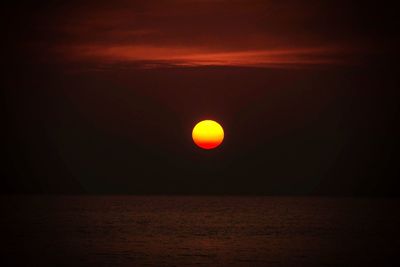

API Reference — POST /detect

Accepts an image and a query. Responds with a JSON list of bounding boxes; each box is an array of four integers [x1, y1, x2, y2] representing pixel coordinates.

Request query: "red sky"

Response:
[[27, 0, 376, 68], [3, 0, 399, 195]]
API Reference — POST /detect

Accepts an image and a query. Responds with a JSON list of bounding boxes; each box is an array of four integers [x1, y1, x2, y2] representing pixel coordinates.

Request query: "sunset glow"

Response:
[[65, 45, 343, 68], [39, 1, 361, 70]]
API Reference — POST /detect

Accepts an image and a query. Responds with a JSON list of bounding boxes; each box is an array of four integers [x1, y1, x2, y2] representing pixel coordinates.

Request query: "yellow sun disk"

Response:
[[192, 120, 224, 149]]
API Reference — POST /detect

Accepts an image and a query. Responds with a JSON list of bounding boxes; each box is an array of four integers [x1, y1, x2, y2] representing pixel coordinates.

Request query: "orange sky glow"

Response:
[[34, 0, 366, 69], [63, 45, 346, 68]]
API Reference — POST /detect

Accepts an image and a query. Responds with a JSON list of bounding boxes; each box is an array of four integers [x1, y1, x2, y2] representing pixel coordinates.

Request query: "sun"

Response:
[[192, 120, 224, 149]]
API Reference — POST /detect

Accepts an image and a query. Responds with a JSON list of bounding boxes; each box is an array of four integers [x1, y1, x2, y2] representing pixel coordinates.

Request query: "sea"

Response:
[[1, 196, 399, 266]]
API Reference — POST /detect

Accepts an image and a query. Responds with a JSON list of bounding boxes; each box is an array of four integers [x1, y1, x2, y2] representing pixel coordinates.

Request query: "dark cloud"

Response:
[[8, 0, 395, 68]]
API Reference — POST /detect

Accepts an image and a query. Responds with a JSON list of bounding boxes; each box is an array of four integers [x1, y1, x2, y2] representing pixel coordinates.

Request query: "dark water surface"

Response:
[[1, 196, 399, 266]]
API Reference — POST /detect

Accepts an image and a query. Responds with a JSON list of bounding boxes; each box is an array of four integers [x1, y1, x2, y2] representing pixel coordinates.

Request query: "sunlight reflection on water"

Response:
[[1, 196, 399, 266]]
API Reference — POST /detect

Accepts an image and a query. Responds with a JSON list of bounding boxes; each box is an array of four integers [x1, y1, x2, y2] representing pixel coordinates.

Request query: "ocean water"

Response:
[[1, 196, 399, 266]]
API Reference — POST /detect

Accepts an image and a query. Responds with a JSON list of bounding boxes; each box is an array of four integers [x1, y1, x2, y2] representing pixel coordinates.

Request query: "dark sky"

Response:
[[2, 0, 399, 195]]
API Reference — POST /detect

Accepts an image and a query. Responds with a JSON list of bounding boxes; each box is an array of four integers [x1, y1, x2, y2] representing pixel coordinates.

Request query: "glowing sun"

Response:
[[192, 120, 224, 149]]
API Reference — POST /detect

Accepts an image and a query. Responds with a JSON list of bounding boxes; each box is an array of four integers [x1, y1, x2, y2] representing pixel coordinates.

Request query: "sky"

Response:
[[2, 0, 399, 195]]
